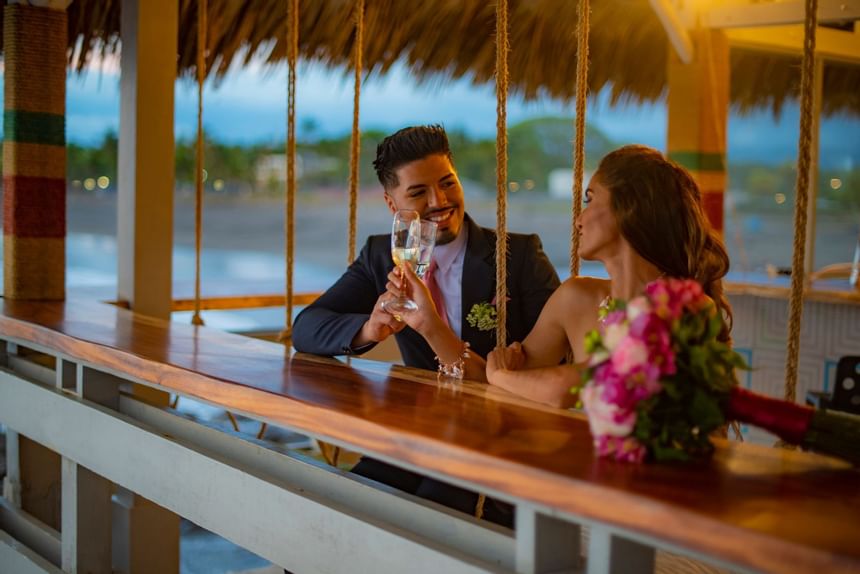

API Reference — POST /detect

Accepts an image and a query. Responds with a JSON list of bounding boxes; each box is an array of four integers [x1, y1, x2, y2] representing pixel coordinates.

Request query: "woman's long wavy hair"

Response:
[[594, 145, 733, 342]]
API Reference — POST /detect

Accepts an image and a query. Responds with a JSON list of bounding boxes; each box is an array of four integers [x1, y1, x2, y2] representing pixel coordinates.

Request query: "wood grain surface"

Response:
[[1, 295, 858, 574]]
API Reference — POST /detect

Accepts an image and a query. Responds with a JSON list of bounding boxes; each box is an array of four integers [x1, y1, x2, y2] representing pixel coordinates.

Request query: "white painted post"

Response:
[[61, 458, 112, 573], [61, 364, 113, 573], [116, 0, 182, 568], [587, 525, 655, 574], [3, 341, 22, 507], [3, 430, 23, 507], [55, 358, 76, 391], [117, 0, 177, 320], [515, 506, 581, 573]]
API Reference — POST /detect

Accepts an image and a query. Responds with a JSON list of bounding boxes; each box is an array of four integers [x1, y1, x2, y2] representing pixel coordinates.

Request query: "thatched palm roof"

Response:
[[3, 0, 858, 116]]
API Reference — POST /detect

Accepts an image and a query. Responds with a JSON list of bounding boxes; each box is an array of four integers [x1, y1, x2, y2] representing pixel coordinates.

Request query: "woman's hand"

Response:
[[386, 263, 443, 336], [487, 342, 526, 383]]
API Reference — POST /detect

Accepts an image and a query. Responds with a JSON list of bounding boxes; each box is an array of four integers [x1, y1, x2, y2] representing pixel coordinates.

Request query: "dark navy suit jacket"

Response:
[[292, 215, 560, 369]]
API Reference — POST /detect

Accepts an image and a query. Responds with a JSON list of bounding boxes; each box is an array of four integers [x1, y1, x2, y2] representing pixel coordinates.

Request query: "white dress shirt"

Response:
[[429, 224, 468, 337]]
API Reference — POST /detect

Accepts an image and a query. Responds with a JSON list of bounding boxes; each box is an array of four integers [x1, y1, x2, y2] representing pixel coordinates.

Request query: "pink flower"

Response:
[[581, 384, 637, 438], [645, 278, 708, 321], [616, 437, 648, 463], [628, 311, 676, 376], [593, 435, 647, 463], [601, 309, 627, 327], [625, 296, 652, 322], [645, 280, 676, 320], [602, 321, 629, 352], [610, 336, 649, 376]]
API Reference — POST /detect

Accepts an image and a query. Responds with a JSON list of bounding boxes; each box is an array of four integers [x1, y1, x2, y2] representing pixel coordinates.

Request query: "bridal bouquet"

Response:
[[576, 278, 860, 464]]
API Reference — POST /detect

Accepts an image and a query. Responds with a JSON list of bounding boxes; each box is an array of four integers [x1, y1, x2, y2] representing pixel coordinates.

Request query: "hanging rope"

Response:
[[478, 0, 510, 522], [570, 0, 590, 276], [784, 0, 818, 404], [191, 0, 208, 327], [280, 0, 299, 342], [494, 0, 509, 349], [347, 0, 364, 264]]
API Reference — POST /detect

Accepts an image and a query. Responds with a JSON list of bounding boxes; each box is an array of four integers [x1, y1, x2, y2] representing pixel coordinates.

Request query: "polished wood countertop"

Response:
[[1, 295, 858, 574]]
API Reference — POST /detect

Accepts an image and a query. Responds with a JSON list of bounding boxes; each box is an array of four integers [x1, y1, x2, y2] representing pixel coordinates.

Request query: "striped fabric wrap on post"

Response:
[[3, 4, 67, 300], [667, 29, 729, 235]]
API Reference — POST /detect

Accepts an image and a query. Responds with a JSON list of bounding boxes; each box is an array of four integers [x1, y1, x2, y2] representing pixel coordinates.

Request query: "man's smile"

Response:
[[424, 206, 456, 225]]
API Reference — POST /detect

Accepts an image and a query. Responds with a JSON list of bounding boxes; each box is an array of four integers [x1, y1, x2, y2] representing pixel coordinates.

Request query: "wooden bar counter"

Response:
[[1, 294, 859, 574]]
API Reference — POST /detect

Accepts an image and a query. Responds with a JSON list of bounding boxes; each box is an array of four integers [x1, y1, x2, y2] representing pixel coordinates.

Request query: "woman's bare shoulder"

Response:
[[554, 276, 610, 309]]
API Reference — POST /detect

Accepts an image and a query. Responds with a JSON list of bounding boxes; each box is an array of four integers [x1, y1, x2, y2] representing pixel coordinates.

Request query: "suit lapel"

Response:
[[461, 216, 497, 356]]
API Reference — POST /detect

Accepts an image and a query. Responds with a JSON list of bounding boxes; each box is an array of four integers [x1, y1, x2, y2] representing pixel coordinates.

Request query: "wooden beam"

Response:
[[0, 531, 63, 574], [170, 292, 320, 312], [726, 24, 860, 63], [649, 0, 694, 64], [704, 0, 860, 29]]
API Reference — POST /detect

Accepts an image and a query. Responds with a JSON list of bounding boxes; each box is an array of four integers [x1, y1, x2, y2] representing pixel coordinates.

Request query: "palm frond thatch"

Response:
[[1, 0, 857, 117]]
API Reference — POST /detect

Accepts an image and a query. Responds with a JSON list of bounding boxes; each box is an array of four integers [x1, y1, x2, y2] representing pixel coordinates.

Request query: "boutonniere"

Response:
[[466, 296, 509, 332]]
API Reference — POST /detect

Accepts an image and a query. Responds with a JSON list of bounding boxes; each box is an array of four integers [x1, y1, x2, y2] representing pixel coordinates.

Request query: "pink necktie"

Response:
[[424, 260, 449, 327]]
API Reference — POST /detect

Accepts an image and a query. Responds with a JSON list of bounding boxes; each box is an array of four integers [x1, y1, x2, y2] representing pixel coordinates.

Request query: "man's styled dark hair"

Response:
[[373, 124, 453, 190]]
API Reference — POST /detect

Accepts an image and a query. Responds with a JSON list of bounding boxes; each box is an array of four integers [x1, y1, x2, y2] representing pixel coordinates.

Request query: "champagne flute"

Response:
[[382, 210, 421, 315], [415, 219, 438, 279]]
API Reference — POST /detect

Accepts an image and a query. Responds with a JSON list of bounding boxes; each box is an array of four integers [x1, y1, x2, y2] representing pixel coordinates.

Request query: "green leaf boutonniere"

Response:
[[466, 301, 498, 332]]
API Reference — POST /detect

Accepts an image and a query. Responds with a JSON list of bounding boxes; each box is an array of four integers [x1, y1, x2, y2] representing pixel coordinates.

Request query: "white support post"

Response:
[[116, 0, 181, 558], [587, 525, 655, 574], [3, 430, 23, 507], [55, 358, 76, 391], [515, 506, 581, 573], [3, 341, 22, 507], [61, 458, 112, 573], [117, 0, 177, 319], [61, 364, 115, 573]]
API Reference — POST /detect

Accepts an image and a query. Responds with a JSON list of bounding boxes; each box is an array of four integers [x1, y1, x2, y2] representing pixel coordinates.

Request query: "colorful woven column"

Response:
[[667, 29, 729, 235], [3, 3, 67, 300]]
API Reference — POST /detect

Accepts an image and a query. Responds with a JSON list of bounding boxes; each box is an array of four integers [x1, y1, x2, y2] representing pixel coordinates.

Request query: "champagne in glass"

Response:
[[382, 210, 421, 315], [415, 219, 438, 278]]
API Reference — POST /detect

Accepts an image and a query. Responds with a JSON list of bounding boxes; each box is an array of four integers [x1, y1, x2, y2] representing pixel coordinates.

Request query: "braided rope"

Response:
[[280, 0, 299, 342], [784, 0, 817, 404], [570, 0, 590, 276], [475, 493, 486, 520], [347, 0, 364, 264], [191, 0, 208, 327], [494, 0, 509, 349], [479, 0, 511, 521]]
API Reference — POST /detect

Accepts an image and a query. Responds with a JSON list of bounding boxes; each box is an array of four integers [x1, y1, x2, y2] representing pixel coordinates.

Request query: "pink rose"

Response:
[[610, 336, 649, 376], [593, 435, 647, 462], [628, 311, 676, 376], [625, 296, 652, 322], [602, 321, 629, 352], [581, 383, 637, 438]]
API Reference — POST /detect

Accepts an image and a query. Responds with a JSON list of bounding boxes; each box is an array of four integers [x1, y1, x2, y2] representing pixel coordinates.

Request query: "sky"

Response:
[[2, 57, 858, 169]]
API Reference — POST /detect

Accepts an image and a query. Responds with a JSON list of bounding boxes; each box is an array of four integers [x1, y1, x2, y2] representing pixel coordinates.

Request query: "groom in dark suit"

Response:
[[292, 124, 560, 527]]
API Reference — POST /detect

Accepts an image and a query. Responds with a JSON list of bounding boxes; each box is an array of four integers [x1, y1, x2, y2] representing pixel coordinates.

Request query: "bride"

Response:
[[487, 145, 732, 407]]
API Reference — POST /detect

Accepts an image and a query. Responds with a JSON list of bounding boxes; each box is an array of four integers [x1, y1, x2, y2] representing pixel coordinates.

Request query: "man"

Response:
[[293, 125, 559, 369], [292, 125, 560, 527]]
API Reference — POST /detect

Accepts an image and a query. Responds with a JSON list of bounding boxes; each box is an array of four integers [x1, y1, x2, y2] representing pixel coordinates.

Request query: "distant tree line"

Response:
[[25, 116, 858, 212]]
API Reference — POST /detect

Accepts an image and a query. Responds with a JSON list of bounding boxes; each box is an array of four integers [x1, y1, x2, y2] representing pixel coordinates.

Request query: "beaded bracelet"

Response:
[[436, 342, 470, 382]]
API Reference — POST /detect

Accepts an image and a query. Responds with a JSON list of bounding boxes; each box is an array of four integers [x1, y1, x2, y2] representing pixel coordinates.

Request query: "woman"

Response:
[[486, 145, 732, 407]]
